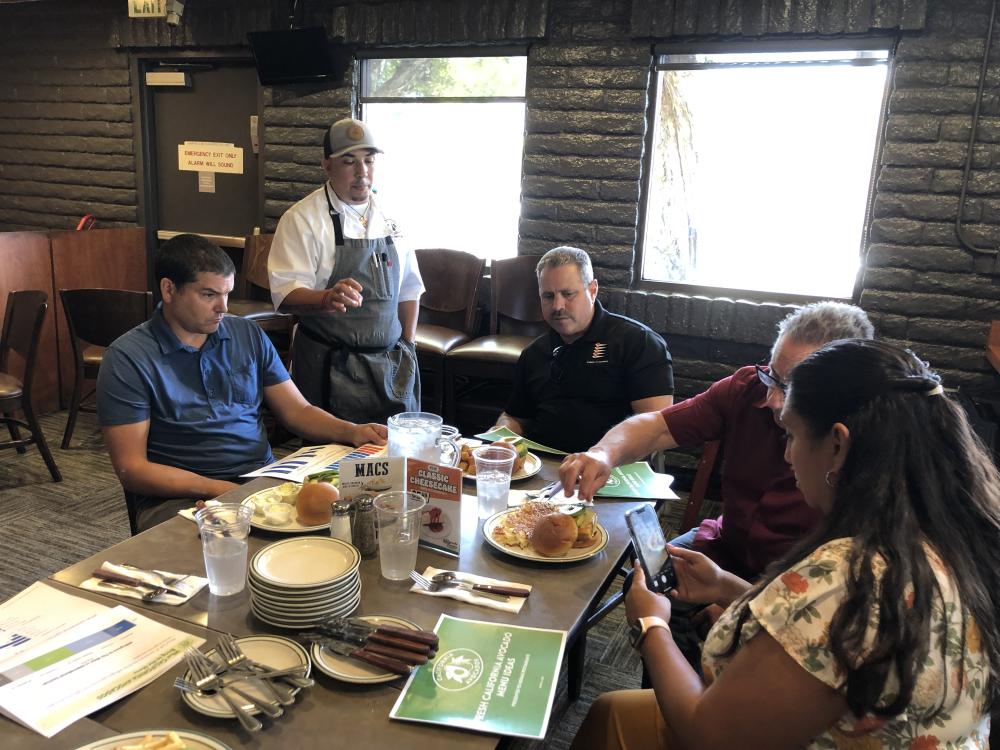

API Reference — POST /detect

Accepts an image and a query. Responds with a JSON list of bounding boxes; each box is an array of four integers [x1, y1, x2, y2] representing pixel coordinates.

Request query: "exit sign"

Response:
[[128, 0, 167, 17]]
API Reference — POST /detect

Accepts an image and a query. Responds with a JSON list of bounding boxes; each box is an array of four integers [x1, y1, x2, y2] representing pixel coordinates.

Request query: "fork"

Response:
[[216, 634, 314, 689], [173, 676, 282, 720], [409, 570, 510, 602], [184, 648, 265, 731], [216, 634, 295, 705]]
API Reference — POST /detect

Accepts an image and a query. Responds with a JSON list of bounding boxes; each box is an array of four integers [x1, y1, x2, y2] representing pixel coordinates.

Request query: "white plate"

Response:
[[251, 537, 360, 588], [248, 565, 360, 595], [252, 593, 360, 629], [180, 635, 310, 719], [250, 582, 361, 616], [482, 508, 609, 563], [463, 451, 542, 482], [73, 729, 232, 750], [311, 615, 421, 684], [241, 485, 332, 534], [249, 577, 360, 607]]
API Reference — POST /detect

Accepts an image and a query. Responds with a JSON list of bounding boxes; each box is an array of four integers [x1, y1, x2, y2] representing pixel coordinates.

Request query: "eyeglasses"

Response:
[[755, 364, 787, 393], [551, 345, 568, 383]]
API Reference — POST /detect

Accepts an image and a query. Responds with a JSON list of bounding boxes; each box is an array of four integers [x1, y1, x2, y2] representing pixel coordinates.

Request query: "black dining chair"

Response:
[[0, 290, 62, 482], [59, 288, 154, 448]]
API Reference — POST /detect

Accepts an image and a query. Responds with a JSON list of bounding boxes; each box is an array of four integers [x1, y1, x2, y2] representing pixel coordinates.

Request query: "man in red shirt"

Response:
[[560, 301, 874, 581]]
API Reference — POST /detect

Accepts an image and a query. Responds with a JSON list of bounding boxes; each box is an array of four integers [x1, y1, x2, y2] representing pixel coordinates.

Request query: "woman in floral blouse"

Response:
[[571, 339, 998, 750]]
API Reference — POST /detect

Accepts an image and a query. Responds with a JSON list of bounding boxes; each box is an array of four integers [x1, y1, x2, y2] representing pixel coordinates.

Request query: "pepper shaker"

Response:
[[330, 501, 353, 544], [351, 494, 378, 558]]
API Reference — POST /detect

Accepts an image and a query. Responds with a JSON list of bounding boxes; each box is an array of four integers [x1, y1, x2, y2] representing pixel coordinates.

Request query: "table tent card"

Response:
[[390, 614, 565, 740], [339, 456, 406, 499], [406, 458, 463, 554]]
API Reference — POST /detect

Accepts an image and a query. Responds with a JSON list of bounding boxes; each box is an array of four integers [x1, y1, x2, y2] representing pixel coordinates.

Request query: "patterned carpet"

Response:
[[0, 409, 670, 749]]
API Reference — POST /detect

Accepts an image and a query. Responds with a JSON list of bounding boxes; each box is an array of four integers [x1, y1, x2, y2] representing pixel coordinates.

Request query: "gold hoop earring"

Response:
[[824, 470, 838, 488]]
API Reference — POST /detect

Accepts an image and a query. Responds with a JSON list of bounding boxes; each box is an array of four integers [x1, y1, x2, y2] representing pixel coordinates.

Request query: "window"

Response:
[[360, 54, 527, 261], [640, 45, 890, 299]]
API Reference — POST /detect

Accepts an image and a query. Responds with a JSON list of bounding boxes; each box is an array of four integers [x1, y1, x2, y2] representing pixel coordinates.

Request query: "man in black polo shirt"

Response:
[[496, 246, 674, 453]]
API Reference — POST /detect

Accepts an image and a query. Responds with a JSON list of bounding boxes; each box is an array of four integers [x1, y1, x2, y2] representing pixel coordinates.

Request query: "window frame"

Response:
[[634, 38, 896, 305], [356, 47, 528, 263]]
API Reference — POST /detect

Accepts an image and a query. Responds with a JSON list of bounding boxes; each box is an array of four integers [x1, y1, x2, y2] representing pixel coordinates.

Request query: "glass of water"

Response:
[[473, 445, 517, 520], [372, 491, 427, 581], [195, 503, 253, 596], [387, 412, 442, 462]]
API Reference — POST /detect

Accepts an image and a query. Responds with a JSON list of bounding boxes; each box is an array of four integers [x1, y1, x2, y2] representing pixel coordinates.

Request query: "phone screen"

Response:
[[626, 506, 676, 593]]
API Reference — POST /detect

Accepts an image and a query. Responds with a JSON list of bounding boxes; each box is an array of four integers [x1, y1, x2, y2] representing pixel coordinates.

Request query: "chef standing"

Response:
[[269, 118, 424, 424]]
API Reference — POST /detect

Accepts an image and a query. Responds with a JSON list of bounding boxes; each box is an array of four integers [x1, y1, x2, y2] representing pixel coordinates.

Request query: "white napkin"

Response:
[[177, 499, 221, 522], [410, 565, 531, 613], [80, 561, 208, 605]]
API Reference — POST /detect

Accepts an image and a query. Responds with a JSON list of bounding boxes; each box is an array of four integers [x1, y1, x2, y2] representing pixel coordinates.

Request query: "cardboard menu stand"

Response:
[[339, 456, 406, 500], [406, 458, 463, 554]]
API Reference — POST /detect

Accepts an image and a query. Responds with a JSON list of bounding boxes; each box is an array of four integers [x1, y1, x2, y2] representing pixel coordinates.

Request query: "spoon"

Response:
[[100, 581, 165, 602], [431, 572, 530, 598]]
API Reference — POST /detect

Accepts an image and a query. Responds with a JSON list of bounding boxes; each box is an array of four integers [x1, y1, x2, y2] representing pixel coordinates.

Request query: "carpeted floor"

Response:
[[0, 410, 701, 749]]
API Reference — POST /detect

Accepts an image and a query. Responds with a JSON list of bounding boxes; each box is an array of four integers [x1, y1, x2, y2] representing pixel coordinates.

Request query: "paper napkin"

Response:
[[410, 565, 531, 613], [80, 561, 208, 606], [177, 499, 221, 522]]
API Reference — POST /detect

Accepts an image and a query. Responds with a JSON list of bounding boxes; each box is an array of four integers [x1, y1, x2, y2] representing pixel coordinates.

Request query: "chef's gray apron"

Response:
[[292, 186, 420, 424]]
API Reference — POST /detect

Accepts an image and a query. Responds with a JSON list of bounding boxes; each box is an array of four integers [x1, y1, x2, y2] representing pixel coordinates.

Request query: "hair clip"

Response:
[[926, 383, 944, 396]]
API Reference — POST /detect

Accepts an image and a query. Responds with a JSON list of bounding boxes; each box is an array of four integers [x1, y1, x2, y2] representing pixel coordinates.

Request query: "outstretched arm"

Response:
[[265, 380, 387, 446]]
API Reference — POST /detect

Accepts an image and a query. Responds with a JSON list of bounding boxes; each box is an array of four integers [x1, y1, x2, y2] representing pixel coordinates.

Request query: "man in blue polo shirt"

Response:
[[97, 233, 386, 531]]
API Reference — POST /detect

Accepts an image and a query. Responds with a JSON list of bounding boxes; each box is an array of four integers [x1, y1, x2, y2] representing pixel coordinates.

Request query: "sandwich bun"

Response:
[[491, 438, 528, 474], [531, 512, 578, 557], [295, 482, 339, 526]]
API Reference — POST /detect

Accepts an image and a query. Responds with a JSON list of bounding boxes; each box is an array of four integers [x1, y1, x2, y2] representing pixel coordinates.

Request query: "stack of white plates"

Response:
[[248, 536, 361, 628]]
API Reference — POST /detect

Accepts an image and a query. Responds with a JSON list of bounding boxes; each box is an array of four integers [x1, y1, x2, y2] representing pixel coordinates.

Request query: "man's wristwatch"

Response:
[[628, 616, 671, 649]]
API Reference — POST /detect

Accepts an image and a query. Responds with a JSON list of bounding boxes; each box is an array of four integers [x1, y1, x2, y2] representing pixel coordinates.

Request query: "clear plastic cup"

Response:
[[373, 491, 428, 581], [195, 503, 253, 596], [473, 445, 517, 520]]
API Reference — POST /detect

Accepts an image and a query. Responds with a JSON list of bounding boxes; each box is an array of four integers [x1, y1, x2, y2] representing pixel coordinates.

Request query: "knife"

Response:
[[321, 619, 440, 649], [307, 634, 429, 666], [316, 623, 434, 656], [321, 641, 412, 676], [91, 568, 188, 597]]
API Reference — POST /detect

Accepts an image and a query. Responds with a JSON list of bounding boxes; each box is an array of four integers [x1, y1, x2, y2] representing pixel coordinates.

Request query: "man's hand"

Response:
[[626, 560, 673, 623], [558, 448, 612, 501], [351, 422, 387, 447], [320, 278, 363, 312]]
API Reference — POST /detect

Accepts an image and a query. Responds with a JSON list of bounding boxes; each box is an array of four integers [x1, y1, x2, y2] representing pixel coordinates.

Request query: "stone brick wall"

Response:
[[1, 0, 999, 401]]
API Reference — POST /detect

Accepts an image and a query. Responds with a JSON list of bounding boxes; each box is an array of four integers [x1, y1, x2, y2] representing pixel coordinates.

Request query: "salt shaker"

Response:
[[351, 494, 378, 558], [330, 501, 353, 544]]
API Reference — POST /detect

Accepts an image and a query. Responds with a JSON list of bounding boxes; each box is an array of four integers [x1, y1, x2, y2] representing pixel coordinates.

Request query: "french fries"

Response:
[[117, 732, 188, 750]]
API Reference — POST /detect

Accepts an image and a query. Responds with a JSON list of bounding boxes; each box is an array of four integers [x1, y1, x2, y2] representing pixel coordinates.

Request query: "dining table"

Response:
[[7, 453, 673, 750]]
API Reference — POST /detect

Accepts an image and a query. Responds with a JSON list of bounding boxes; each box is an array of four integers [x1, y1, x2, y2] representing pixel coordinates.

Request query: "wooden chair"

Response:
[[227, 233, 294, 364], [444, 255, 547, 427], [59, 288, 154, 448], [414, 249, 485, 415], [0, 290, 61, 481]]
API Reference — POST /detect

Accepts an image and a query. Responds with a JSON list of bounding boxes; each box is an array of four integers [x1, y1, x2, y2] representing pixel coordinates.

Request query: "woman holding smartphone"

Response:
[[571, 339, 999, 750]]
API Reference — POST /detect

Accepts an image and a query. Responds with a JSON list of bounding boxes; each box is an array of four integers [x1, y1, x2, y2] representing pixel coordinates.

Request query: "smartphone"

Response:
[[625, 505, 677, 593]]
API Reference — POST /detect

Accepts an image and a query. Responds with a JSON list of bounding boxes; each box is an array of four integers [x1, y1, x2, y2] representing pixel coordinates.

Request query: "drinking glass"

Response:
[[373, 491, 427, 581], [195, 503, 253, 596], [473, 445, 517, 520], [387, 412, 442, 462]]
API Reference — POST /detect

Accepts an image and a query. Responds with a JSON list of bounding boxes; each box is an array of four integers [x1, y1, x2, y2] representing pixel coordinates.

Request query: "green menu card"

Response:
[[390, 614, 566, 739], [473, 427, 568, 456], [594, 461, 678, 500]]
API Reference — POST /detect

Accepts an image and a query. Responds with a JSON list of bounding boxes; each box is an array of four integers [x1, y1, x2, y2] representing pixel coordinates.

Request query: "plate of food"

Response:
[[73, 729, 232, 750], [241, 481, 339, 533], [458, 438, 542, 482], [483, 501, 608, 562]]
